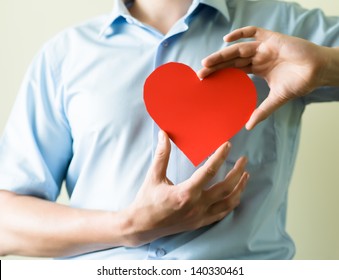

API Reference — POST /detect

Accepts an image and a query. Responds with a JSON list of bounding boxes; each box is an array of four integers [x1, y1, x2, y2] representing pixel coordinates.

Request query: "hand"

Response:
[[125, 130, 249, 246], [198, 26, 330, 129]]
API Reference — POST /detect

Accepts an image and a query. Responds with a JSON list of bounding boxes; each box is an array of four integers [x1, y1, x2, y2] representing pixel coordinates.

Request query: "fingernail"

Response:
[[158, 130, 165, 144], [244, 172, 250, 181], [220, 142, 230, 159], [225, 142, 231, 153], [245, 121, 253, 130]]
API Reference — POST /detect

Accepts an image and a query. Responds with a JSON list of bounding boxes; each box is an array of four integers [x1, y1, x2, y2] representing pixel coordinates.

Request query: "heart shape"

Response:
[[144, 62, 257, 166]]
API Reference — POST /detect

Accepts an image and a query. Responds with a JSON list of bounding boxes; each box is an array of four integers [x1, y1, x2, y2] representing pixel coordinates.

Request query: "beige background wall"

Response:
[[285, 0, 339, 259], [0, 0, 338, 260]]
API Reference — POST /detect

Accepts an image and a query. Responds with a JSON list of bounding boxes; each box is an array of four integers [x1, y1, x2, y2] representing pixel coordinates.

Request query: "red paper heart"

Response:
[[144, 62, 257, 166]]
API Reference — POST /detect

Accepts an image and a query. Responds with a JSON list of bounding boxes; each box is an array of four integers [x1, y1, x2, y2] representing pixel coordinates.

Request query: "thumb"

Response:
[[246, 91, 286, 130], [150, 130, 171, 182]]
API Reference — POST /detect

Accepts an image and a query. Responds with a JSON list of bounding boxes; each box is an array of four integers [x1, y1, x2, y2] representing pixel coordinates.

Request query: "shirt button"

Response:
[[155, 248, 167, 257], [162, 41, 169, 47]]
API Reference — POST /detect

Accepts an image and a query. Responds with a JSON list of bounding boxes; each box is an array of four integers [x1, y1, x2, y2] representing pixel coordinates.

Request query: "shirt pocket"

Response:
[[226, 116, 277, 168], [225, 77, 277, 168]]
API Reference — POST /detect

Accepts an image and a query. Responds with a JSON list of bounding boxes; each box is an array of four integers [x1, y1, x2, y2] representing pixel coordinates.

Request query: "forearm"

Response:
[[0, 190, 133, 258], [0, 133, 248, 258]]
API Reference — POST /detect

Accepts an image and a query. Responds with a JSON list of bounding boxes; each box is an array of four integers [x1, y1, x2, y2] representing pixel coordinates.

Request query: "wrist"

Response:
[[319, 46, 339, 87], [117, 207, 146, 247]]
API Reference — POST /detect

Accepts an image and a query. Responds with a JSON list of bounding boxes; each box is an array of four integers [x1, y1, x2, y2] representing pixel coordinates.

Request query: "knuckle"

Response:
[[175, 190, 192, 210], [205, 165, 218, 178], [188, 207, 203, 220], [175, 189, 204, 216], [238, 45, 251, 57], [217, 52, 226, 61], [155, 148, 167, 160], [218, 180, 235, 196], [222, 187, 233, 198], [239, 58, 252, 68]]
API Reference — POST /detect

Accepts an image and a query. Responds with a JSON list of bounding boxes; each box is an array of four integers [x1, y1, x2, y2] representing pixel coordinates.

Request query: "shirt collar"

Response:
[[99, 0, 230, 37], [199, 0, 230, 21], [99, 0, 131, 37]]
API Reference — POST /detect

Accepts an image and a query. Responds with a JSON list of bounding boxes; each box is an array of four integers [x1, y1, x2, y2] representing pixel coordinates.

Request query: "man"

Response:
[[0, 0, 338, 259]]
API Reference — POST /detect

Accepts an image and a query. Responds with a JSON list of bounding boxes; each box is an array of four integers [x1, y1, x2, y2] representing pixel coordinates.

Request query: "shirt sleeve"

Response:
[[284, 2, 339, 104], [0, 42, 72, 201]]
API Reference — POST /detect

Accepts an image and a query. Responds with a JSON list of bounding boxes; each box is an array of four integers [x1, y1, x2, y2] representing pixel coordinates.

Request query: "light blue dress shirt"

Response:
[[1, 0, 339, 259]]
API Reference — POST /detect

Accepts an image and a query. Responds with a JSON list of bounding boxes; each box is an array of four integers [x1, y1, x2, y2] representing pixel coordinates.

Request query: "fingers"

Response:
[[198, 41, 260, 79], [245, 91, 288, 130], [224, 157, 248, 189], [245, 108, 269, 130], [201, 41, 259, 68], [198, 58, 253, 79], [223, 26, 271, 43], [148, 130, 171, 182], [184, 142, 231, 190], [207, 156, 248, 203], [223, 26, 259, 42], [208, 172, 249, 216], [198, 26, 273, 79]]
